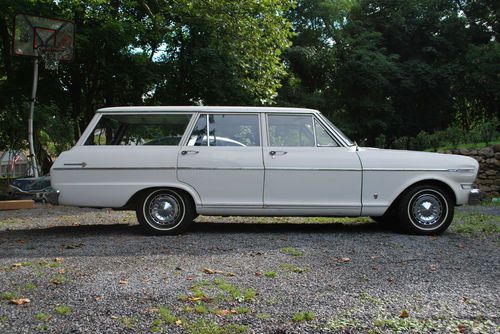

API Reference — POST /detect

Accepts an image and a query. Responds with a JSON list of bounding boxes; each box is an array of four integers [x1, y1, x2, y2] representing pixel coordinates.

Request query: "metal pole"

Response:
[[28, 57, 39, 177]]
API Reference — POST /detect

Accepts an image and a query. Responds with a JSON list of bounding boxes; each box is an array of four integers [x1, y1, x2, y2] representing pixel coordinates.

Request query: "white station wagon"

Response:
[[47, 106, 481, 235]]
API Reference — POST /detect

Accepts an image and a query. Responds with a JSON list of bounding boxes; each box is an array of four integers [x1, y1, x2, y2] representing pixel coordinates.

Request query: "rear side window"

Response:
[[85, 114, 192, 146], [187, 114, 260, 147]]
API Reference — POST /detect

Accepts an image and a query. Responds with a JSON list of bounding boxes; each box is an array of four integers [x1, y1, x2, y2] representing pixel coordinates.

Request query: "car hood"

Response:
[[356, 147, 479, 172]]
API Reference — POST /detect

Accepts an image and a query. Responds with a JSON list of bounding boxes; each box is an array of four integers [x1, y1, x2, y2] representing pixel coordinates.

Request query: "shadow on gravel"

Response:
[[0, 222, 403, 259], [0, 221, 385, 237]]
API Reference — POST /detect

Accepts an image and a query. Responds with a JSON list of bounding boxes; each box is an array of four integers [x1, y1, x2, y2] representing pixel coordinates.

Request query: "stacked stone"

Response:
[[450, 145, 500, 197]]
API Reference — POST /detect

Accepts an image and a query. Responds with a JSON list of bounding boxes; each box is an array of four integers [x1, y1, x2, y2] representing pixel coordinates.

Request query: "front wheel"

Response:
[[396, 185, 454, 235], [136, 189, 195, 235]]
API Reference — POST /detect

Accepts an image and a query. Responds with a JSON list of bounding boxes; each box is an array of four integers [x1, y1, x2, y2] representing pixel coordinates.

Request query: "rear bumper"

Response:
[[44, 189, 60, 205], [468, 188, 482, 205]]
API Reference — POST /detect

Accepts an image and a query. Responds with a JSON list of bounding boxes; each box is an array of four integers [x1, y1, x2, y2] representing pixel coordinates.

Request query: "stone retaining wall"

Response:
[[446, 145, 500, 198]]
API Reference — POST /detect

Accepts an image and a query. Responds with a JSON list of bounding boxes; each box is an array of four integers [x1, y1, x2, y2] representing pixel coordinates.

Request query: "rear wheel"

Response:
[[396, 185, 454, 235], [136, 189, 195, 235]]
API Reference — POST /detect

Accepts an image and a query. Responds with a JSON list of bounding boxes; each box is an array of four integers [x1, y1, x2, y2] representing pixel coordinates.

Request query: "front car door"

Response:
[[177, 113, 264, 211], [263, 113, 362, 216]]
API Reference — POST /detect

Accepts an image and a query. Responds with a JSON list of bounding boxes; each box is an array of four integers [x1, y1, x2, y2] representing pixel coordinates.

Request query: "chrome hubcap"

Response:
[[148, 194, 180, 226], [411, 194, 442, 226]]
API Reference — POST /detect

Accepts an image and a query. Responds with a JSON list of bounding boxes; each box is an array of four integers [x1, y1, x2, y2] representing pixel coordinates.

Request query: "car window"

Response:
[[85, 114, 192, 145], [314, 118, 338, 147], [268, 115, 315, 147], [187, 114, 260, 147]]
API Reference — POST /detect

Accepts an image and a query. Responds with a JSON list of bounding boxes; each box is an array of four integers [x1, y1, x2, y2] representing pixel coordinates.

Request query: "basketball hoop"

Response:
[[36, 46, 72, 71], [11, 14, 75, 177]]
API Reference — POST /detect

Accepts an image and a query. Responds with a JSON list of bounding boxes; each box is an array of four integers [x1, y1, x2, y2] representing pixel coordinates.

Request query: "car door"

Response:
[[177, 113, 264, 208], [263, 113, 362, 215]]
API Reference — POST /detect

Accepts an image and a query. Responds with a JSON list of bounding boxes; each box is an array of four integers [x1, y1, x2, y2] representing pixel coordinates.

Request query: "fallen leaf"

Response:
[[202, 268, 235, 276], [399, 310, 409, 318], [110, 315, 118, 320], [95, 296, 102, 301], [254, 272, 262, 276], [388, 277, 395, 283], [457, 324, 467, 333], [215, 309, 237, 316], [186, 275, 193, 280], [16, 239, 25, 244], [52, 279, 63, 285], [187, 296, 210, 302], [54, 258, 63, 263], [11, 263, 22, 268], [175, 319, 182, 326], [338, 257, 351, 263], [58, 269, 66, 274], [119, 280, 128, 285], [38, 260, 48, 266], [10, 298, 30, 305]]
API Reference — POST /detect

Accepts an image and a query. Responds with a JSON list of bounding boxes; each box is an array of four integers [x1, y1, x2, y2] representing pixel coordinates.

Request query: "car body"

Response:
[[48, 106, 481, 235]]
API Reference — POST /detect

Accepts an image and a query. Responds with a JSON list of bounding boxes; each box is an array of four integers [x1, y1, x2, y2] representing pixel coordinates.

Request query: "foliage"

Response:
[[0, 0, 293, 173]]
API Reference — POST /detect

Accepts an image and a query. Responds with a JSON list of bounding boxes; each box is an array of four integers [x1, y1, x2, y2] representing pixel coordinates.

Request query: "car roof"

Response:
[[96, 106, 319, 114]]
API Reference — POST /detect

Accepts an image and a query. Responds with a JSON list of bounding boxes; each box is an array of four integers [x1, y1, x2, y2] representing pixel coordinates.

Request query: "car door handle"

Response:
[[181, 150, 199, 155], [269, 151, 287, 156]]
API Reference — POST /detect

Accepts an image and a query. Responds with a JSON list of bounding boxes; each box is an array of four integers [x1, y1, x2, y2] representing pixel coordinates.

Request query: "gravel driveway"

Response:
[[0, 204, 498, 333]]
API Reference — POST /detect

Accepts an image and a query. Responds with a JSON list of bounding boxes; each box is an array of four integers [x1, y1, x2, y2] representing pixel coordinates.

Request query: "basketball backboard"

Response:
[[12, 14, 75, 61]]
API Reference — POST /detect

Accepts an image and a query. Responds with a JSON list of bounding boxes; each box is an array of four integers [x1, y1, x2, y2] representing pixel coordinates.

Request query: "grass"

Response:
[[264, 271, 277, 278], [54, 305, 71, 315], [326, 317, 362, 331], [194, 303, 209, 314], [292, 311, 315, 322], [1, 291, 17, 300], [186, 319, 247, 334], [256, 313, 271, 320], [51, 274, 66, 285], [36, 324, 48, 331], [35, 313, 50, 321], [235, 306, 250, 314], [25, 283, 37, 292], [158, 306, 177, 324], [280, 263, 307, 273], [120, 316, 137, 329], [280, 247, 304, 257], [452, 212, 499, 234]]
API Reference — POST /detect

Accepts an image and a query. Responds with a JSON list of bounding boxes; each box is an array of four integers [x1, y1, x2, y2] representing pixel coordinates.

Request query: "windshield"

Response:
[[317, 113, 355, 146]]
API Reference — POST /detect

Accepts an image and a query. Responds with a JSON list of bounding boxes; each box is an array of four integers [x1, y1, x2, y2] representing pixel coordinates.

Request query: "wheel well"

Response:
[[122, 187, 196, 210], [392, 180, 457, 208]]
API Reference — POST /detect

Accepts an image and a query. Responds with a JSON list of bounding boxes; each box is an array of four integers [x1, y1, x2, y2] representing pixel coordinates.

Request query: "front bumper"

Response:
[[468, 188, 482, 205]]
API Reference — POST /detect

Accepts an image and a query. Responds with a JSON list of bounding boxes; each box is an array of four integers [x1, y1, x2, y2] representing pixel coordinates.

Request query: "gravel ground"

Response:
[[0, 204, 498, 334]]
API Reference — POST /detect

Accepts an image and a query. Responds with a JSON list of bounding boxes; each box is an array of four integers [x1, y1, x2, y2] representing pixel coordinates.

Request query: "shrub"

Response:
[[392, 136, 408, 150], [374, 133, 387, 148]]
